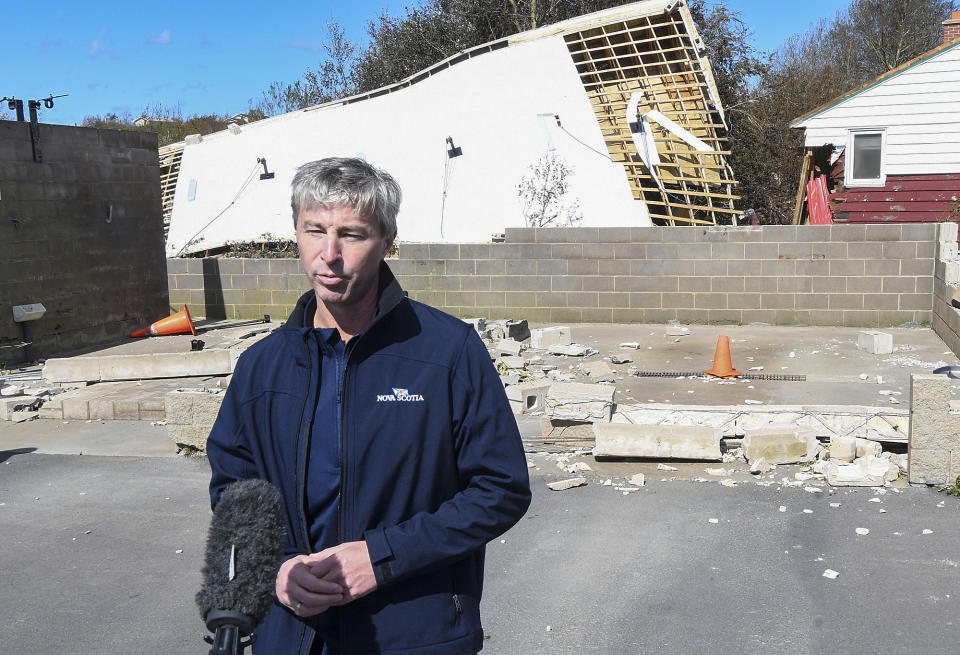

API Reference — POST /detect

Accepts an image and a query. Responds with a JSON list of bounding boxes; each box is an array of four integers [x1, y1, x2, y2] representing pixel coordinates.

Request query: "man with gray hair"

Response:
[[206, 157, 531, 654]]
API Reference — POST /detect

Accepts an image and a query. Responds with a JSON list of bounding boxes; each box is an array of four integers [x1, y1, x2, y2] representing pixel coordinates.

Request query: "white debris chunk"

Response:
[[867, 497, 881, 503], [779, 505, 786, 512], [744, 399, 763, 405], [708, 518, 719, 524], [657, 463, 679, 471], [822, 569, 840, 580], [619, 342, 640, 349], [804, 486, 823, 494], [629, 473, 646, 487], [855, 528, 869, 536], [750, 457, 772, 474], [923, 529, 934, 535], [705, 468, 728, 476], [546, 477, 588, 491], [830, 502, 841, 508]]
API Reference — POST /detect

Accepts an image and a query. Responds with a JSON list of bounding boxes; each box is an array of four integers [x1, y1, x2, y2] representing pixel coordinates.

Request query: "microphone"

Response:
[[197, 478, 287, 655]]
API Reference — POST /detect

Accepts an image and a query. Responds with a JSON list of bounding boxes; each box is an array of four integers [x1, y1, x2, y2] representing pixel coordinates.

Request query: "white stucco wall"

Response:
[[166, 34, 648, 256]]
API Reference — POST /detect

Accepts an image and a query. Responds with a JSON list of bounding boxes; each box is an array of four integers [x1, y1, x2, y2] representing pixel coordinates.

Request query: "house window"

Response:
[[846, 130, 885, 187]]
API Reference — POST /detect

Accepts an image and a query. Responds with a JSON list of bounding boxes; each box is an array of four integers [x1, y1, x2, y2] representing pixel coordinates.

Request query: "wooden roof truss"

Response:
[[159, 142, 184, 239], [564, 8, 739, 226]]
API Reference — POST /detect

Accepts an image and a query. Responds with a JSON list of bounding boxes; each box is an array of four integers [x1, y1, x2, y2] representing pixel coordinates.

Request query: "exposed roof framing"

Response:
[[563, 5, 739, 226], [159, 142, 184, 239]]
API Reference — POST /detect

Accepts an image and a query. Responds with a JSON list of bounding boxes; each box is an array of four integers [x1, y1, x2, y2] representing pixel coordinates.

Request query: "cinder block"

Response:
[[857, 330, 893, 354], [593, 423, 722, 460], [506, 381, 551, 414]]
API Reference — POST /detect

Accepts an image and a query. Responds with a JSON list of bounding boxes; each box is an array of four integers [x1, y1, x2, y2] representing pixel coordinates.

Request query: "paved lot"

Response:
[[1, 441, 957, 655]]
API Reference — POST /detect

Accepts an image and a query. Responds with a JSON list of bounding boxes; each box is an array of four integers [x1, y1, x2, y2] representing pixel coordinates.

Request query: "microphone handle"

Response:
[[208, 624, 241, 655]]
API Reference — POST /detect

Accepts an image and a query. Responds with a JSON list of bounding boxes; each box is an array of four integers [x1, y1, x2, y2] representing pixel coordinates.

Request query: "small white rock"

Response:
[[804, 486, 823, 494], [922, 529, 933, 535], [779, 505, 786, 512], [868, 498, 881, 503], [803, 509, 813, 514], [822, 569, 839, 580], [657, 463, 678, 471], [855, 528, 869, 536], [708, 518, 719, 524]]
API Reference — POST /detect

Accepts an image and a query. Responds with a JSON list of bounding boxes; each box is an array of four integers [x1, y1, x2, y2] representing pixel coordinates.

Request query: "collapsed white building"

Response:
[[163, 0, 738, 256]]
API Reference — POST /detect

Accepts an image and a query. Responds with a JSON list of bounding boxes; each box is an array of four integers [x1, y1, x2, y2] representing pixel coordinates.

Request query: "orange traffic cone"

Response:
[[130, 305, 197, 338], [704, 335, 741, 378]]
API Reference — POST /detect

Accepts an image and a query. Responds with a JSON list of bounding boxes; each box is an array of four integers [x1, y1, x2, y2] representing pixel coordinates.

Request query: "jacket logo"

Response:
[[377, 387, 425, 402]]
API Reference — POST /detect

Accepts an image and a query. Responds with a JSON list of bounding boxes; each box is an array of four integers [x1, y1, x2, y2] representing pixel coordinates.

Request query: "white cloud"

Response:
[[89, 29, 108, 56], [149, 28, 172, 44]]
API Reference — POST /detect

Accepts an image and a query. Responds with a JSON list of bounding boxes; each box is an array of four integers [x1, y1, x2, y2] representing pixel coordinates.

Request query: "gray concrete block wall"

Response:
[[0, 120, 168, 362], [392, 224, 938, 328], [168, 258, 306, 320], [165, 222, 947, 334]]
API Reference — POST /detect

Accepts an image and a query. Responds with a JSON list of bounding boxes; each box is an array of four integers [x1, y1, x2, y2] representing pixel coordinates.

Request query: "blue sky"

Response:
[[3, 0, 850, 126]]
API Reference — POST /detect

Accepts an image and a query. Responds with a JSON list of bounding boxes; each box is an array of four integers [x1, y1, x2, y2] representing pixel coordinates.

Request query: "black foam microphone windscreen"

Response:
[[197, 478, 286, 650]]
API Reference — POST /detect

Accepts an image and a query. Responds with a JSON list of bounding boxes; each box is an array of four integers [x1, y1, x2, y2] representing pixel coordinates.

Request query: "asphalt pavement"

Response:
[[1, 442, 957, 655]]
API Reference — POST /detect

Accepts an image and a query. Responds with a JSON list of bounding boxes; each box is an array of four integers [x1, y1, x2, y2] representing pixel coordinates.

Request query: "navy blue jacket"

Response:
[[206, 264, 531, 654]]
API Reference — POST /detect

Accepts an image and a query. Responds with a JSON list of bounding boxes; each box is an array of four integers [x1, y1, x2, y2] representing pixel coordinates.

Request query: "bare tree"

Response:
[[518, 153, 583, 228], [256, 22, 359, 116]]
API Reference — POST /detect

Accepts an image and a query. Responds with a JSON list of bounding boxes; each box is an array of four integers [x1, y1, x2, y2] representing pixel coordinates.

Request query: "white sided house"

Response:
[[790, 13, 960, 225], [164, 0, 738, 256]]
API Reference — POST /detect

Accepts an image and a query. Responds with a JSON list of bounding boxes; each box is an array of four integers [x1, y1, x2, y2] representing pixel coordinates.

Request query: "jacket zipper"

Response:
[[298, 335, 316, 655]]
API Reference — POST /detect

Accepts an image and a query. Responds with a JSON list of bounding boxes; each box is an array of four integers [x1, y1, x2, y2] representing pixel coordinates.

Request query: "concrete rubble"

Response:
[[546, 477, 587, 491], [545, 382, 615, 422], [742, 428, 818, 465], [593, 423, 722, 460]]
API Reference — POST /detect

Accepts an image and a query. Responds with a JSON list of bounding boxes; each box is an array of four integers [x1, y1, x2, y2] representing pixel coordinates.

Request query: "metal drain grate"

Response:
[[631, 371, 806, 382]]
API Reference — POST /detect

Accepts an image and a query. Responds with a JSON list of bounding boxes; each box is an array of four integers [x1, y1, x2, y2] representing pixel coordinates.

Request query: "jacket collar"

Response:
[[286, 261, 405, 333]]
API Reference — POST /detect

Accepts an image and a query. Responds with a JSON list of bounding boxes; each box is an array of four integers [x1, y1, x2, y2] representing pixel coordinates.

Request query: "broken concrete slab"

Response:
[[547, 343, 590, 357], [497, 339, 524, 355], [665, 325, 691, 337], [580, 360, 615, 383], [11, 410, 38, 423], [909, 374, 960, 485], [619, 342, 640, 349], [0, 394, 43, 420], [0, 383, 26, 397], [531, 326, 571, 350], [547, 477, 587, 491], [611, 403, 908, 443], [506, 381, 552, 414], [610, 354, 632, 364], [823, 462, 884, 487], [545, 382, 616, 422], [856, 455, 900, 482], [593, 423, 722, 460], [857, 330, 893, 355], [42, 350, 233, 383], [742, 428, 816, 464]]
